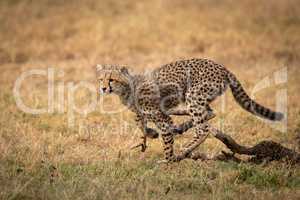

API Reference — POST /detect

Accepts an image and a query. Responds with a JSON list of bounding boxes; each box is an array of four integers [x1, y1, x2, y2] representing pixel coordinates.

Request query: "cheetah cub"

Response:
[[96, 58, 283, 162]]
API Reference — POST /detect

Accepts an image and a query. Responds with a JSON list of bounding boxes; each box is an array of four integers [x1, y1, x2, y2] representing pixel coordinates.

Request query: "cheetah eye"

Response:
[[109, 79, 114, 82]]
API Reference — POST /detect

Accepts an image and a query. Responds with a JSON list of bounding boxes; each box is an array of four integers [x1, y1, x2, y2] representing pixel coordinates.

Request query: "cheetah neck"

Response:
[[115, 83, 131, 105], [114, 74, 138, 109]]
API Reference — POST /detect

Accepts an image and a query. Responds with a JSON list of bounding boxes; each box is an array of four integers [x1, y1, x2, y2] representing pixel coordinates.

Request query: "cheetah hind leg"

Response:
[[171, 106, 216, 135], [143, 106, 215, 137], [176, 98, 213, 161]]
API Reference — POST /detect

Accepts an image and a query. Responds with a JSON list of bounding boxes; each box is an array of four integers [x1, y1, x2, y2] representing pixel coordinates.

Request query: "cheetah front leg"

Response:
[[131, 107, 193, 152], [151, 112, 178, 163], [131, 114, 159, 152], [131, 108, 191, 153], [130, 128, 159, 152]]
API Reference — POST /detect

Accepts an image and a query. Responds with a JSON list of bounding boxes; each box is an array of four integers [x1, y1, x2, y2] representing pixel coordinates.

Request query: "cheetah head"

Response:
[[95, 64, 131, 95]]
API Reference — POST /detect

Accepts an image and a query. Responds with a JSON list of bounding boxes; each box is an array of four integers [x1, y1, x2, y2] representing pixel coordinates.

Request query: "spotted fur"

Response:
[[95, 58, 283, 162]]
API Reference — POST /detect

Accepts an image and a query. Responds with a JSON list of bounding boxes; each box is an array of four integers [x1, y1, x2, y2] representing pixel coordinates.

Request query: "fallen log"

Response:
[[189, 126, 300, 164]]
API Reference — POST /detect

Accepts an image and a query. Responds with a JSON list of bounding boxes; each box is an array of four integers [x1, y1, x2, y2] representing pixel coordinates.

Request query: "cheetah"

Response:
[[95, 58, 283, 162]]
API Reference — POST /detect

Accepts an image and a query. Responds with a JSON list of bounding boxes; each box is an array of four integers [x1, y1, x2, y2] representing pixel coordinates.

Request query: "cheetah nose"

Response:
[[99, 88, 107, 94]]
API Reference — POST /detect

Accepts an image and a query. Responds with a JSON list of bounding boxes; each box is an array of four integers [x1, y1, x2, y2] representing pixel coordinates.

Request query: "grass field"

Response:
[[1, 0, 300, 199]]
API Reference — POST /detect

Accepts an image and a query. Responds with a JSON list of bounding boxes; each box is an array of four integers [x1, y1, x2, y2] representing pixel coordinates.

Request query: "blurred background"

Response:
[[1, 0, 299, 65], [0, 0, 300, 199]]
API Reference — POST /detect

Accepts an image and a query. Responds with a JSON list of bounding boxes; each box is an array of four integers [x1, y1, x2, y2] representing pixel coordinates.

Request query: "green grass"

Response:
[[1, 158, 299, 200]]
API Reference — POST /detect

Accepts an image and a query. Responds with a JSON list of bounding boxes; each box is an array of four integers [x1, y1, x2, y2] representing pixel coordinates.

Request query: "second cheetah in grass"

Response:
[[95, 58, 283, 163]]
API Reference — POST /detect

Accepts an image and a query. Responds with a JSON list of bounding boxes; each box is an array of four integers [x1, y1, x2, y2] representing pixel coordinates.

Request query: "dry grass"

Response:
[[0, 0, 300, 199]]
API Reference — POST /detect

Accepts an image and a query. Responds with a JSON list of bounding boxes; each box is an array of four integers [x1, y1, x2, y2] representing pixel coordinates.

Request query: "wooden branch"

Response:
[[195, 126, 300, 164], [208, 126, 253, 155]]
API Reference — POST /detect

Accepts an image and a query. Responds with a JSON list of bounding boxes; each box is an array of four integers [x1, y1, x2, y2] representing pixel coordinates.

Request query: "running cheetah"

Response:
[[95, 58, 283, 162]]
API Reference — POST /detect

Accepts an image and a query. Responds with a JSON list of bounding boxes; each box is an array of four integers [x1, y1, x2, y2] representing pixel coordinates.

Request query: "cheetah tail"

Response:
[[226, 71, 284, 121]]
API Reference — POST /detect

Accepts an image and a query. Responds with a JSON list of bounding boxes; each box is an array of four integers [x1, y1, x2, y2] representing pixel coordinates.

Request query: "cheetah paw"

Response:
[[130, 136, 147, 152]]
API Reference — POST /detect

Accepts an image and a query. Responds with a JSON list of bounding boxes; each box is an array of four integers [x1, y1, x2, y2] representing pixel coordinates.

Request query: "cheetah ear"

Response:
[[96, 64, 103, 71], [120, 66, 129, 74]]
